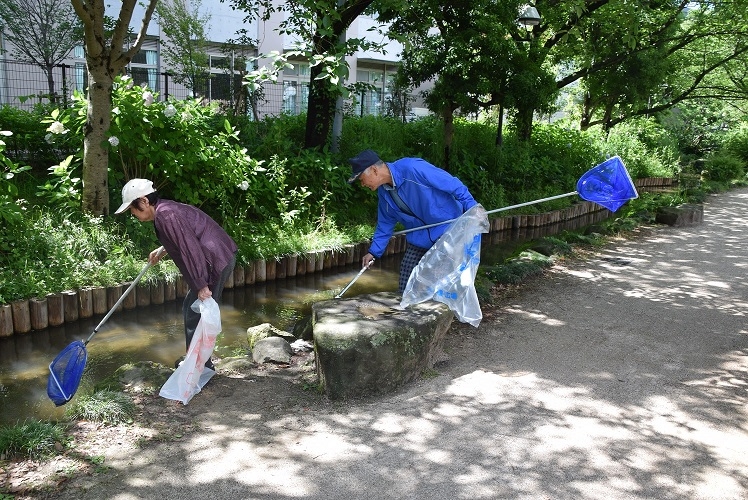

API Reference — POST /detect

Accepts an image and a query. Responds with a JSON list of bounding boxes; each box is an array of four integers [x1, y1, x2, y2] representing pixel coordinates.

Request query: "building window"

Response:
[[356, 69, 388, 116], [129, 48, 158, 91], [281, 62, 310, 115], [72, 46, 87, 93]]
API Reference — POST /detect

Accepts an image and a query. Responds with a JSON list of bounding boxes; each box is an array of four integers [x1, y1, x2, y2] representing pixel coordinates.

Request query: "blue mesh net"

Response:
[[576, 156, 638, 212], [47, 340, 87, 406]]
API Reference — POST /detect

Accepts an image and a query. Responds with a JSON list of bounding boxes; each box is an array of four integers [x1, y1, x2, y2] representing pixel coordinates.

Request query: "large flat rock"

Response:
[[312, 292, 453, 399]]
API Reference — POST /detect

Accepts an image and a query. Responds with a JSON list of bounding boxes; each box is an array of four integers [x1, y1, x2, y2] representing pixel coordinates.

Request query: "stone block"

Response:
[[655, 203, 704, 227], [312, 292, 453, 399]]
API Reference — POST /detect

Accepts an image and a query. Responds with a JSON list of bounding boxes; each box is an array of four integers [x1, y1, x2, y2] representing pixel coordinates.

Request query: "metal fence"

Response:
[[0, 58, 292, 115], [0, 58, 417, 122]]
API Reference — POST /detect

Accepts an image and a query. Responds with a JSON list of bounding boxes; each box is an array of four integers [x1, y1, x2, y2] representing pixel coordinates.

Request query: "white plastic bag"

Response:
[[159, 297, 222, 404], [400, 204, 489, 327]]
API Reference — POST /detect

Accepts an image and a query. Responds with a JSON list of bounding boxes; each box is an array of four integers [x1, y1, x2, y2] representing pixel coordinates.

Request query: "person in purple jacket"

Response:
[[347, 149, 477, 293], [115, 179, 237, 369]]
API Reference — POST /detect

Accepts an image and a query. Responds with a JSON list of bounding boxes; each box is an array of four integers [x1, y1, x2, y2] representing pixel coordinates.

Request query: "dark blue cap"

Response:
[[347, 149, 381, 183]]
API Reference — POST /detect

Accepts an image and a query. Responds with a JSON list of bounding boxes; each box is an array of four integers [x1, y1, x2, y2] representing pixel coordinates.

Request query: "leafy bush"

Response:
[[723, 123, 748, 167], [0, 130, 32, 226], [0, 104, 69, 171], [39, 77, 262, 224], [605, 117, 680, 178], [702, 150, 745, 182], [0, 419, 67, 459], [0, 207, 176, 303]]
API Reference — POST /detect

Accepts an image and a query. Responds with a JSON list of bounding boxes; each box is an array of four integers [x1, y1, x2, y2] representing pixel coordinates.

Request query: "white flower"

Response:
[[108, 136, 120, 147], [44, 133, 54, 144], [47, 121, 67, 135], [238, 180, 249, 191], [143, 91, 154, 106], [181, 111, 192, 121], [112, 107, 120, 115], [163, 104, 177, 118]]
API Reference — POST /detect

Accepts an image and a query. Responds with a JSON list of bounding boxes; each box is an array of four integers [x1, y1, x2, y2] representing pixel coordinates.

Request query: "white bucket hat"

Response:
[[114, 178, 156, 214]]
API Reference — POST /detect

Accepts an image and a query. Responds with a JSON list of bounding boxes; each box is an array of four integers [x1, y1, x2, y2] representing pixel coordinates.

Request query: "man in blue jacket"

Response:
[[348, 149, 478, 293]]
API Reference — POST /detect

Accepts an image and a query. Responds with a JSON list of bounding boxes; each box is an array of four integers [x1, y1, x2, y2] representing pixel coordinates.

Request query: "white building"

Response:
[[0, 1, 427, 118]]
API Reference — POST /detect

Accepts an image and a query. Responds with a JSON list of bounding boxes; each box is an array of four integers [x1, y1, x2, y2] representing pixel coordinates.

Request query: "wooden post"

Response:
[[315, 251, 324, 272], [63, 291, 78, 323], [305, 253, 316, 274], [176, 275, 189, 298], [11, 299, 31, 334], [164, 280, 176, 302], [78, 288, 93, 318], [255, 259, 266, 283], [265, 259, 276, 281], [0, 303, 14, 337], [91, 286, 107, 315], [233, 264, 245, 287], [30, 297, 48, 331], [123, 282, 137, 309], [244, 263, 256, 285], [47, 293, 64, 326], [286, 255, 297, 278], [136, 283, 151, 307], [107, 285, 123, 313], [151, 281, 165, 305]]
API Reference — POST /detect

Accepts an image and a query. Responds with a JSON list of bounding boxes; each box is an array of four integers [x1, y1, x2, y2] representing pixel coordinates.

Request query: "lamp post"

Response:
[[518, 5, 541, 27], [497, 5, 542, 146]]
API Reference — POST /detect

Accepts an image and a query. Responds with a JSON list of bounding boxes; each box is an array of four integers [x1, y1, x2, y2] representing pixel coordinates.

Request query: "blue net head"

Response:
[[47, 340, 87, 406], [576, 156, 638, 212]]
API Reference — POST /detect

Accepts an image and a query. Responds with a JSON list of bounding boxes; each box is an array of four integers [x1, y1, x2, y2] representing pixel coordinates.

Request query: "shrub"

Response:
[[64, 390, 136, 425], [702, 150, 745, 182], [723, 123, 748, 167], [605, 117, 680, 178], [0, 419, 67, 459]]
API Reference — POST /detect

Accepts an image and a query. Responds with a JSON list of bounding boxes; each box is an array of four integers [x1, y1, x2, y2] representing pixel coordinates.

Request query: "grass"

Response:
[[64, 390, 136, 425], [0, 419, 67, 459]]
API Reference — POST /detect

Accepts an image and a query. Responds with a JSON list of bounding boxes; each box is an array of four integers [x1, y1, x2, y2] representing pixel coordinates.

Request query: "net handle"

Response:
[[85, 247, 164, 345], [393, 192, 578, 236], [335, 258, 375, 299]]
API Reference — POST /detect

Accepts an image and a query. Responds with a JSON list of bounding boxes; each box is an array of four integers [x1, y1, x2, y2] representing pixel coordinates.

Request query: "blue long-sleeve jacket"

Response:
[[368, 158, 477, 258]]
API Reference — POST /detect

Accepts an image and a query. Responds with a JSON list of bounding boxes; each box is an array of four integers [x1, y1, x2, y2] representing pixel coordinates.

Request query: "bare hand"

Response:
[[198, 286, 212, 301], [362, 253, 375, 269], [149, 246, 165, 265]]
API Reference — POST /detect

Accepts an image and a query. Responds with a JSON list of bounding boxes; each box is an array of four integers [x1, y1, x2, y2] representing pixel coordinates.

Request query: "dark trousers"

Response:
[[399, 243, 429, 293], [183, 254, 236, 351]]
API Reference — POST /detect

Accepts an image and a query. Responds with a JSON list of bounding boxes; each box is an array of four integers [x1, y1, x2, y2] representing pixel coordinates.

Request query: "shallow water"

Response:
[[0, 258, 403, 425]]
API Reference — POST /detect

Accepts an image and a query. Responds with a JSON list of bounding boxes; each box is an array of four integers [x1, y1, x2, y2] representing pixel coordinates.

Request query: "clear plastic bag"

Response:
[[159, 297, 221, 404], [400, 204, 489, 327]]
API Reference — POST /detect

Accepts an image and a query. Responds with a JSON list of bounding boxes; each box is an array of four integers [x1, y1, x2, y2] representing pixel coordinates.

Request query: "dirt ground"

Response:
[[0, 236, 602, 500], [1, 196, 746, 499]]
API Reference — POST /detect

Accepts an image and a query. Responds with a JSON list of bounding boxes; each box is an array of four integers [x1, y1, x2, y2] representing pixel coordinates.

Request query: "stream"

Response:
[[0, 212, 608, 425]]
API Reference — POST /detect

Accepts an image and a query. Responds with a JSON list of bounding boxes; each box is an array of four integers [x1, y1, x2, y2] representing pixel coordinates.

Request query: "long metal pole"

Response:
[[335, 258, 375, 299], [85, 247, 164, 344], [393, 191, 579, 236]]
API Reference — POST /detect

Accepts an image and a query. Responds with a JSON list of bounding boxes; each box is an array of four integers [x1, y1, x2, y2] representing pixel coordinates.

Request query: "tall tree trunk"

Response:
[[441, 104, 456, 170], [82, 66, 114, 215], [304, 68, 336, 150], [46, 64, 57, 103], [515, 104, 534, 142]]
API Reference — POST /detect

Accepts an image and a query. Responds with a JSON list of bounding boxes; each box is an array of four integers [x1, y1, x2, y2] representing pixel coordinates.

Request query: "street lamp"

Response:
[[518, 4, 541, 26], [497, 4, 541, 147]]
